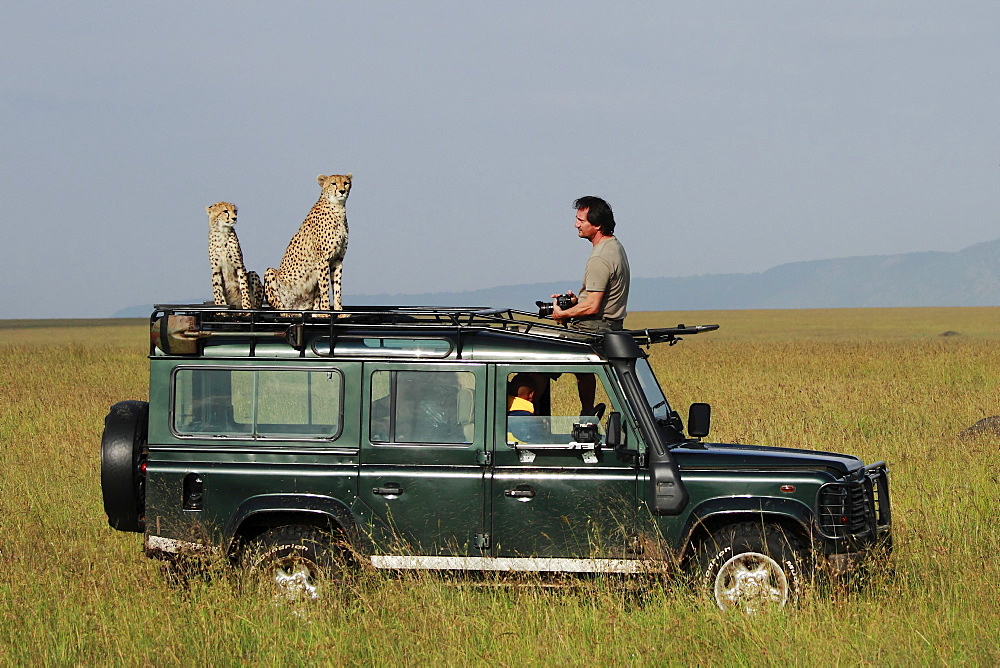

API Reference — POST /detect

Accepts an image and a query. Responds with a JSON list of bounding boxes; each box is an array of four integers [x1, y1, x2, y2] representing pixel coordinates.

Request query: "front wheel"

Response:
[[695, 521, 810, 613], [245, 525, 345, 601]]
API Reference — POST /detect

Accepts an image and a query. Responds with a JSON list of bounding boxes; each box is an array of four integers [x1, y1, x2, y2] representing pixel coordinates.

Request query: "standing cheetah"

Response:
[[206, 202, 263, 309], [264, 173, 351, 311]]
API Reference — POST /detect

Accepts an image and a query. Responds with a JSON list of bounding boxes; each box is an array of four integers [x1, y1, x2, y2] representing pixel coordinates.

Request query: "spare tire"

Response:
[[101, 400, 148, 532]]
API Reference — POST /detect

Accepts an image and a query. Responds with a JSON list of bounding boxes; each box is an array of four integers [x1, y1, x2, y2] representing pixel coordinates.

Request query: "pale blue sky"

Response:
[[2, 1, 998, 318]]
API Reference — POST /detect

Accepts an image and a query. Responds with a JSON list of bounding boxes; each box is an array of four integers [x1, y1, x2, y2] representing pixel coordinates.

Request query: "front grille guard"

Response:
[[816, 461, 891, 543]]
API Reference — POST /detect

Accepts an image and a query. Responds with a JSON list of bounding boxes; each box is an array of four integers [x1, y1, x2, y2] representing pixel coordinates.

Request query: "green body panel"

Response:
[[490, 461, 637, 558], [145, 457, 359, 544], [643, 469, 830, 550]]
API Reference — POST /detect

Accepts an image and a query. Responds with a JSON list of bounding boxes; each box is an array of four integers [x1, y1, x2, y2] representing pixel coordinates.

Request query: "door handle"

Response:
[[373, 483, 403, 496], [504, 486, 536, 499]]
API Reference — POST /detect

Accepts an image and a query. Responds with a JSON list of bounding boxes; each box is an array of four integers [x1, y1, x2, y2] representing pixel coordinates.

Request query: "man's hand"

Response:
[[550, 290, 578, 303], [550, 290, 576, 323], [552, 289, 603, 323]]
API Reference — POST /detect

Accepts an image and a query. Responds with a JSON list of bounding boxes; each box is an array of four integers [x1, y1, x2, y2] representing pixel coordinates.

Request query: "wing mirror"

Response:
[[605, 412, 624, 451], [687, 403, 711, 438]]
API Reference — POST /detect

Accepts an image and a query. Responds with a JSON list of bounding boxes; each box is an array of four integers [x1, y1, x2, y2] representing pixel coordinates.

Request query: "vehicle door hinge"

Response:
[[476, 450, 492, 466], [474, 533, 490, 549]]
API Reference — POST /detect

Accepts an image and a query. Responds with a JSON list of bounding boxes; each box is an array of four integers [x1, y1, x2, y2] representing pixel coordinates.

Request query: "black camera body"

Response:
[[571, 421, 599, 444], [536, 294, 574, 318]]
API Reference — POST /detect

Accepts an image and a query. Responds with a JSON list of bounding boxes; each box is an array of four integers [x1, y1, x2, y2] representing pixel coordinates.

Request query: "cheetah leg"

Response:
[[263, 268, 284, 309], [245, 270, 263, 309], [316, 262, 332, 311], [330, 259, 344, 311], [212, 270, 227, 306], [237, 267, 252, 310]]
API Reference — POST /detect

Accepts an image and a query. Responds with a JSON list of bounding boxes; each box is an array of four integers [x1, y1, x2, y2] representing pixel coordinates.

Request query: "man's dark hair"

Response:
[[507, 373, 537, 396], [573, 196, 615, 234]]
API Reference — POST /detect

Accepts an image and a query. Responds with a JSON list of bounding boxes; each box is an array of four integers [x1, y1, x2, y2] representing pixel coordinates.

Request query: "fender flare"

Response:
[[224, 493, 365, 553], [677, 495, 815, 556]]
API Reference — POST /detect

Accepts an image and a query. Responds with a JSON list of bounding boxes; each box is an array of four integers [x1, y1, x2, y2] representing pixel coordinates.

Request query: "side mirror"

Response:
[[605, 412, 624, 450], [687, 403, 711, 438]]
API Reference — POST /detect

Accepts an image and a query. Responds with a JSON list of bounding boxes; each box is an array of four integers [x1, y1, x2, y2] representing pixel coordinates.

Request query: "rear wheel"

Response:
[[100, 400, 148, 532], [245, 525, 345, 600], [695, 521, 809, 613]]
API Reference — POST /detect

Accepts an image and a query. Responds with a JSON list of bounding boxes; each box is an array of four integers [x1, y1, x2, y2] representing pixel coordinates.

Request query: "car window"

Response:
[[370, 370, 476, 444], [505, 370, 611, 446], [173, 367, 342, 439], [635, 358, 671, 420]]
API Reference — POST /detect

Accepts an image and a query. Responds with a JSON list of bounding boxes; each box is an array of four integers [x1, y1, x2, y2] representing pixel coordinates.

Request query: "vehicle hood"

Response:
[[672, 441, 864, 476]]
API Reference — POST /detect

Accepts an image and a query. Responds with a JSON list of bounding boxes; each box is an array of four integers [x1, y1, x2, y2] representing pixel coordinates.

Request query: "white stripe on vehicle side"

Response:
[[145, 535, 220, 555], [370, 555, 646, 573]]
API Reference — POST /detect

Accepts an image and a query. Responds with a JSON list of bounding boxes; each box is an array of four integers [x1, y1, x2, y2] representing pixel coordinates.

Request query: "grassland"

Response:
[[1, 309, 998, 665]]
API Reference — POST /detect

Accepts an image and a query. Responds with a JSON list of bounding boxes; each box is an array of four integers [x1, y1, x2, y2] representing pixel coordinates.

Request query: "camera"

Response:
[[572, 422, 599, 444], [536, 294, 574, 318]]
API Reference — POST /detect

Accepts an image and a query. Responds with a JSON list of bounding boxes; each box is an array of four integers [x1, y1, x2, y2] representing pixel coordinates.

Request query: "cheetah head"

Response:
[[206, 201, 238, 232], [317, 173, 352, 204]]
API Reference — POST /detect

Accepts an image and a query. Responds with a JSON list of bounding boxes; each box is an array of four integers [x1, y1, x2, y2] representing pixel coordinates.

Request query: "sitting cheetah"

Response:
[[206, 202, 263, 309], [264, 173, 351, 311]]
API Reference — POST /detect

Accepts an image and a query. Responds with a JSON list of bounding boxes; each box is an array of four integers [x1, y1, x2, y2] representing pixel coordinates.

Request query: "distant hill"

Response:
[[113, 239, 1000, 316]]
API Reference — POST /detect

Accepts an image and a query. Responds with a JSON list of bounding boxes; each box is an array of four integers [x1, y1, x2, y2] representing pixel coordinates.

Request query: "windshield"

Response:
[[635, 358, 671, 420]]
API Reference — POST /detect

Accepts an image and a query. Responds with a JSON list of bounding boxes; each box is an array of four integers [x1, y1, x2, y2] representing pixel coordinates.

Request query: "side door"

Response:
[[489, 365, 639, 560], [356, 363, 488, 556]]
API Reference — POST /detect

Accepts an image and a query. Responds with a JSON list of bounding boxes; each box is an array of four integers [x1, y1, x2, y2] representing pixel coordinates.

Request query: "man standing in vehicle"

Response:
[[552, 196, 630, 415], [551, 196, 630, 333]]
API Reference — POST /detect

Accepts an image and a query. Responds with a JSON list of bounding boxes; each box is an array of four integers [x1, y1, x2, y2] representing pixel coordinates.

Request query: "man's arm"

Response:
[[552, 290, 603, 322]]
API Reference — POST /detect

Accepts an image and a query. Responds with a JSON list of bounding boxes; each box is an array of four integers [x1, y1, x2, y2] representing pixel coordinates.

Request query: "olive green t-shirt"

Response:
[[580, 236, 630, 322]]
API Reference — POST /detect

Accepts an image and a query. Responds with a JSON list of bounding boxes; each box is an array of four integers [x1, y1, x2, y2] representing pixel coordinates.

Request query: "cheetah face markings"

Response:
[[319, 173, 352, 204], [207, 201, 237, 233]]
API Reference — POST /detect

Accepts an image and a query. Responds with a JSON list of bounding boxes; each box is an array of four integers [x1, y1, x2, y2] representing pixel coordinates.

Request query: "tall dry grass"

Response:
[[1, 311, 998, 665]]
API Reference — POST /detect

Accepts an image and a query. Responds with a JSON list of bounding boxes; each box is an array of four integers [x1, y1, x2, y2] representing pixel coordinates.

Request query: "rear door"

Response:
[[357, 363, 489, 556], [489, 365, 639, 559]]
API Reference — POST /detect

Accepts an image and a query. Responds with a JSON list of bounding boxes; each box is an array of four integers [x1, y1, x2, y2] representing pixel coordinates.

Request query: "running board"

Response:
[[370, 555, 647, 573]]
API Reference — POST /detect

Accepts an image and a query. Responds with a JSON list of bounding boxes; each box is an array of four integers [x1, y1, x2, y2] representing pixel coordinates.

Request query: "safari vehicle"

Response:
[[101, 305, 891, 612]]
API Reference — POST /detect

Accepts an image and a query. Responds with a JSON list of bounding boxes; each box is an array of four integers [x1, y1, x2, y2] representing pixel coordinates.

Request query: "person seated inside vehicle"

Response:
[[506, 373, 548, 445], [507, 373, 537, 417]]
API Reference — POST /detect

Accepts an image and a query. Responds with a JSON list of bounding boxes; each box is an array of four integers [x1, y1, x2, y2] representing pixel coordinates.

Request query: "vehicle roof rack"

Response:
[[149, 303, 718, 356]]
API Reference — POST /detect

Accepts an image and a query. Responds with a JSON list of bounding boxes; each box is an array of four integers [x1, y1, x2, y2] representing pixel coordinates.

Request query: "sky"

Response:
[[2, 1, 998, 319]]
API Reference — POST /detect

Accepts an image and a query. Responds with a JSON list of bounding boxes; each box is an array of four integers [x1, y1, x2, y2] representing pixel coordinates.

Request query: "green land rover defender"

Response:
[[101, 305, 891, 611]]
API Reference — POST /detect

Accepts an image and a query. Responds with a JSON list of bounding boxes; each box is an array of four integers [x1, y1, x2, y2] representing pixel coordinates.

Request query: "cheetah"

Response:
[[264, 173, 351, 311], [206, 202, 264, 310]]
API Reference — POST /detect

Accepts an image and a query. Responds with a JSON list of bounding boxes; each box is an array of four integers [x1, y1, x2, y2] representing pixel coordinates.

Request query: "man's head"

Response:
[[573, 196, 616, 237], [508, 374, 537, 401]]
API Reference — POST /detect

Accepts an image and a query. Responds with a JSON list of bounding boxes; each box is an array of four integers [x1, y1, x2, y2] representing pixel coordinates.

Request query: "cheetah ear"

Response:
[[317, 174, 327, 186], [346, 173, 353, 180], [206, 205, 211, 214]]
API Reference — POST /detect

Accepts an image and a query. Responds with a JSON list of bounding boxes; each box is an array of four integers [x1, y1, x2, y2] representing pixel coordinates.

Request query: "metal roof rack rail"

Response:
[[149, 303, 717, 356]]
